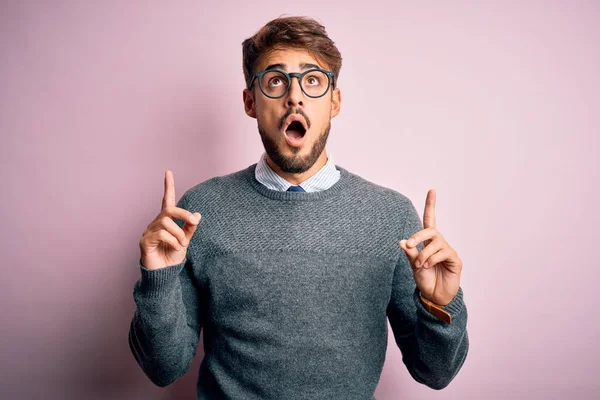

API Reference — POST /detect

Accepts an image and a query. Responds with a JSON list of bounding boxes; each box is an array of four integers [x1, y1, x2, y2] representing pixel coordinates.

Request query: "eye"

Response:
[[268, 77, 285, 87], [306, 76, 320, 86]]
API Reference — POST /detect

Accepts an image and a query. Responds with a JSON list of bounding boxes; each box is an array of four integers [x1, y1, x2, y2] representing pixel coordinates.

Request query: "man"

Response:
[[129, 16, 469, 400]]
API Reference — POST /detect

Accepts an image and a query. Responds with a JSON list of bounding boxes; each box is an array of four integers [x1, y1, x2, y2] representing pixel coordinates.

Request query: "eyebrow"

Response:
[[263, 62, 322, 71]]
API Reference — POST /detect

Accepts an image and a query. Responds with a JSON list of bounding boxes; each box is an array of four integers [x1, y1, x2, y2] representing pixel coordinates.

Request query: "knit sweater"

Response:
[[128, 163, 469, 399]]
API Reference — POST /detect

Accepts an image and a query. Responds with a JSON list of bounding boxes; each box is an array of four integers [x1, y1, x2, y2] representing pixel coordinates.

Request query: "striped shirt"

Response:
[[254, 150, 341, 192]]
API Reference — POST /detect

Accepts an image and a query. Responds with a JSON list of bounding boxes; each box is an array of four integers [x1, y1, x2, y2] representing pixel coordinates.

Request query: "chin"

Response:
[[258, 121, 330, 173]]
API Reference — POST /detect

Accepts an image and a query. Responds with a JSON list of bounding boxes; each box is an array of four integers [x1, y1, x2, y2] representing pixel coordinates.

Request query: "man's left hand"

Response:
[[399, 189, 463, 306]]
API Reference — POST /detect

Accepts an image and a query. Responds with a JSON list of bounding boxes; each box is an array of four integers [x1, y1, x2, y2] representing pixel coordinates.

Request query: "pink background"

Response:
[[1, 1, 598, 399]]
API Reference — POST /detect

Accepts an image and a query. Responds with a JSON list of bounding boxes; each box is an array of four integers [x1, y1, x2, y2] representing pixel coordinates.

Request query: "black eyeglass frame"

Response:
[[249, 68, 336, 99]]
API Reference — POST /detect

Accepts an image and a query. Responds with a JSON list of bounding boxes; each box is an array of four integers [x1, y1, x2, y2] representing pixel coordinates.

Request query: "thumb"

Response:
[[183, 212, 202, 241], [399, 239, 419, 262]]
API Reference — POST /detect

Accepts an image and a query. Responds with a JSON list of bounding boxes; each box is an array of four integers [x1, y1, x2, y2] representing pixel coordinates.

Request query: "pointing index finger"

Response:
[[162, 169, 176, 211], [423, 189, 436, 229]]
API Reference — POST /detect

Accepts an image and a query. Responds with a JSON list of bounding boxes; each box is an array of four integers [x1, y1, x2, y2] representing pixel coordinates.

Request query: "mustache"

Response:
[[278, 108, 311, 131]]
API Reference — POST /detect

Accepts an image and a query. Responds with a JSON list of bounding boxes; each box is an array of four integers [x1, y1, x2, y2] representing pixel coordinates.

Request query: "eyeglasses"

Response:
[[249, 68, 335, 99]]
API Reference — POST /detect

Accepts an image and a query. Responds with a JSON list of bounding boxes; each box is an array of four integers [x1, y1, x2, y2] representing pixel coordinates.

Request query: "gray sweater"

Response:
[[128, 163, 469, 399]]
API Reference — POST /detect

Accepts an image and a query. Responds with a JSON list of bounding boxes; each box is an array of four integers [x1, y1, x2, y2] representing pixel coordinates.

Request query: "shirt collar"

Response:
[[255, 150, 340, 192]]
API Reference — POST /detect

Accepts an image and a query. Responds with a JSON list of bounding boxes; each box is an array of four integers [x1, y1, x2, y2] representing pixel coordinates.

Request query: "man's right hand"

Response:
[[139, 170, 201, 271]]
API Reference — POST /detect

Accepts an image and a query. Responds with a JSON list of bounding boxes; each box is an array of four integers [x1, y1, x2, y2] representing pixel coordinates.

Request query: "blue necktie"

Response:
[[287, 185, 305, 192]]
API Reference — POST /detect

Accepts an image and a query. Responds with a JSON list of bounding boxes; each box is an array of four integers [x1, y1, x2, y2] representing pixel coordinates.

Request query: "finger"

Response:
[[421, 247, 451, 269], [423, 189, 436, 229], [147, 229, 183, 251], [414, 238, 444, 269], [162, 169, 176, 211], [405, 227, 438, 249], [149, 216, 190, 247]]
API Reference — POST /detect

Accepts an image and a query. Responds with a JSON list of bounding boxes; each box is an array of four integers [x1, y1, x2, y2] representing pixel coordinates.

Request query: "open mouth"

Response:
[[285, 120, 306, 139]]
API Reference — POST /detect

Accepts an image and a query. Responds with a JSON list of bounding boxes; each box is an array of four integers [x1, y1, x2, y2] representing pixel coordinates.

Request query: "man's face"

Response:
[[243, 48, 341, 174]]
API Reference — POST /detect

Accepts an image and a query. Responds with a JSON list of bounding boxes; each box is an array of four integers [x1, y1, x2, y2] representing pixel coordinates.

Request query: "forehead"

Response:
[[256, 48, 328, 71]]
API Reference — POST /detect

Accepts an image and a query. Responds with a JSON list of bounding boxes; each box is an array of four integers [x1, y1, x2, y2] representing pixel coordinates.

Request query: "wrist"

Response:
[[418, 291, 452, 324], [419, 292, 447, 307]]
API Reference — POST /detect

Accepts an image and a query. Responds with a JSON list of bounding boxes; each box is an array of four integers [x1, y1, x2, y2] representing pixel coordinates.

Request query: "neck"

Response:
[[265, 150, 328, 185]]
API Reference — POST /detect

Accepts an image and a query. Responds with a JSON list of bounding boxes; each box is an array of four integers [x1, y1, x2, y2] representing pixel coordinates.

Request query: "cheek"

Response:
[[312, 105, 332, 128], [255, 101, 279, 127], [257, 113, 277, 130]]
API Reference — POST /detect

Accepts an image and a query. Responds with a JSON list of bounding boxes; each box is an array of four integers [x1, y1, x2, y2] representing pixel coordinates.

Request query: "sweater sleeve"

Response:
[[386, 198, 469, 390], [128, 194, 203, 387]]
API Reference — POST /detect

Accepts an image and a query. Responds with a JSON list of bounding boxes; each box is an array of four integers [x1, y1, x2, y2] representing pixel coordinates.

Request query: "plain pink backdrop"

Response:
[[1, 1, 598, 399]]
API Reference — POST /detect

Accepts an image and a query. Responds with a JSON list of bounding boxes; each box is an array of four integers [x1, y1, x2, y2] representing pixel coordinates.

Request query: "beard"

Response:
[[257, 117, 331, 174]]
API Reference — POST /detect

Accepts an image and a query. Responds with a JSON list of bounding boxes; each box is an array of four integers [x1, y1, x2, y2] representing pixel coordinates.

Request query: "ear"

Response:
[[330, 87, 341, 118], [243, 88, 257, 118]]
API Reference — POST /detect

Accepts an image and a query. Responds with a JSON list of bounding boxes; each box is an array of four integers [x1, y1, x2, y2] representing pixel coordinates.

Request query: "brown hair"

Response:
[[242, 15, 342, 91]]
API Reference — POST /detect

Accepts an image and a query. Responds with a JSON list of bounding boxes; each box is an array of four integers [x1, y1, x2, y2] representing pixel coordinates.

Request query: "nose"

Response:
[[285, 76, 304, 108]]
